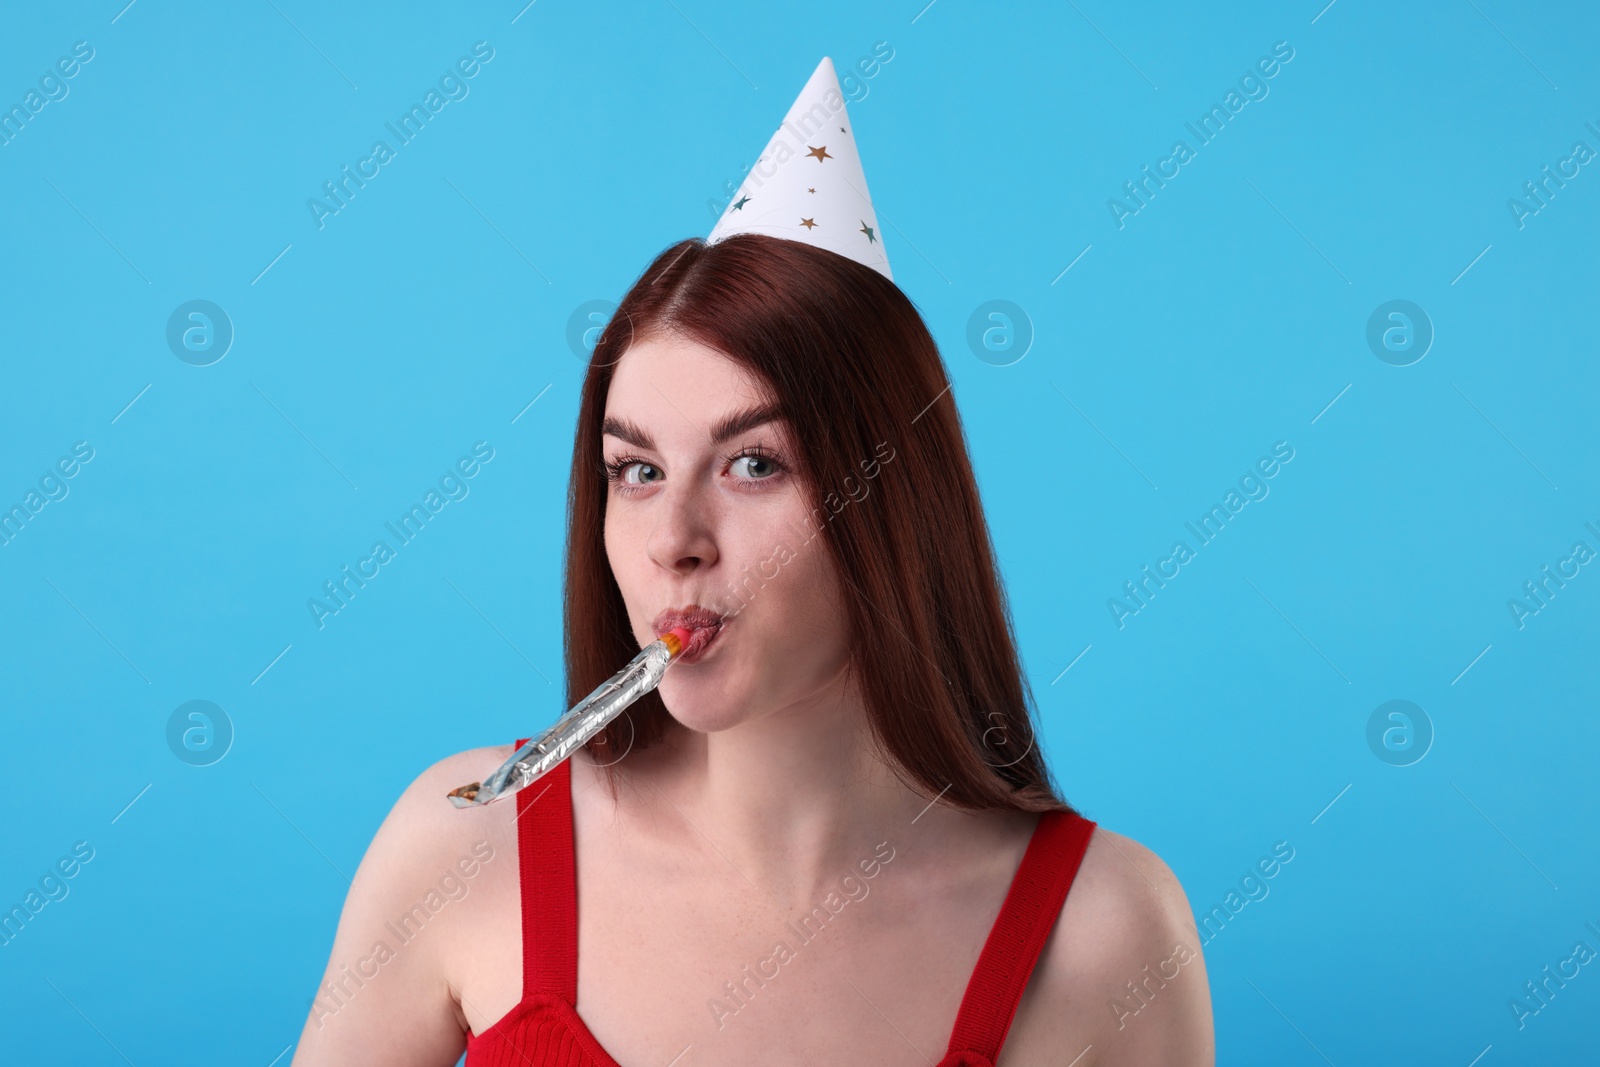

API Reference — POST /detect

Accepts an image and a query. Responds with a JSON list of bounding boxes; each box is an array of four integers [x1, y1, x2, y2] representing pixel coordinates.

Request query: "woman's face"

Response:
[[601, 331, 853, 733]]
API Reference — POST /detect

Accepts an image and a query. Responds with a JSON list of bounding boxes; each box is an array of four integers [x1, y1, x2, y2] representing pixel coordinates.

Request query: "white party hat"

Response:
[[708, 57, 892, 281]]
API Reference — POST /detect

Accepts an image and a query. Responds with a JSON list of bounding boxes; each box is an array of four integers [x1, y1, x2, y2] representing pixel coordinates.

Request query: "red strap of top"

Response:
[[944, 810, 1097, 1063], [510, 745, 1096, 1060], [513, 744, 578, 1004]]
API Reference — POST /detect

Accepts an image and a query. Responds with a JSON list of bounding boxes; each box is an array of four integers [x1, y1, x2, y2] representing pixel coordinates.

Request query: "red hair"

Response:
[[565, 233, 1072, 814]]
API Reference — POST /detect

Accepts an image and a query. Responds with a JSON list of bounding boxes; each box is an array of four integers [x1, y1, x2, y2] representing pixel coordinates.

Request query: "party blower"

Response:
[[446, 627, 696, 808]]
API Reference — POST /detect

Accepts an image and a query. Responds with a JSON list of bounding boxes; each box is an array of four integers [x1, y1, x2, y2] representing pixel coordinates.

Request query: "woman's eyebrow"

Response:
[[710, 401, 785, 445], [601, 416, 654, 450]]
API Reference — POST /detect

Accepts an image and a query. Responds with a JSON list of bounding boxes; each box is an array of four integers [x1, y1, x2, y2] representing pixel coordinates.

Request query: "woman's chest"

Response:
[[578, 872, 990, 1065], [453, 844, 1021, 1066]]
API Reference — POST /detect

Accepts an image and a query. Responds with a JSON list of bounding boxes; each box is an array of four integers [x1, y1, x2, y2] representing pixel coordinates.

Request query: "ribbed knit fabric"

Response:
[[465, 743, 1097, 1066]]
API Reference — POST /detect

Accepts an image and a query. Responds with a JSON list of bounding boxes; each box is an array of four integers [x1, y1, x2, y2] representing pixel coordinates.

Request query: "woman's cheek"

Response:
[[603, 513, 647, 602]]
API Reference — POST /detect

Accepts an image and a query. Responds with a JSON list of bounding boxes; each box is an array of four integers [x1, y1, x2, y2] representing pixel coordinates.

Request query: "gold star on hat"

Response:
[[708, 57, 891, 281]]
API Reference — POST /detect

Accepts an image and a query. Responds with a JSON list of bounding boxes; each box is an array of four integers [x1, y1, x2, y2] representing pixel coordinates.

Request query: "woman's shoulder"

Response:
[[378, 743, 519, 832], [327, 744, 526, 958], [1008, 823, 1215, 1066], [290, 745, 525, 1061], [405, 743, 520, 807], [340, 744, 524, 918], [372, 744, 524, 869]]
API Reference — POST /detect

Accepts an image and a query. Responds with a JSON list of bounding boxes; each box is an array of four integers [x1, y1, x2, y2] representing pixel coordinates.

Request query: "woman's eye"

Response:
[[731, 454, 778, 480], [624, 462, 662, 485]]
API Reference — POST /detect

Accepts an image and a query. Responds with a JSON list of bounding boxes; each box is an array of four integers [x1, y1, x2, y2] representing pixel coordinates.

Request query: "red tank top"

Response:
[[465, 748, 1097, 1067]]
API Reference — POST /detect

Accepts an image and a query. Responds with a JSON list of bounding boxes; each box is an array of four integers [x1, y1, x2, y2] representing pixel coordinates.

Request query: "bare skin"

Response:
[[292, 334, 1214, 1066]]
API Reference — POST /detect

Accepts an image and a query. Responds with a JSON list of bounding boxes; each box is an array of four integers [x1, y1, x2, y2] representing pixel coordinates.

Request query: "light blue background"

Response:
[[2, 1, 1596, 1063]]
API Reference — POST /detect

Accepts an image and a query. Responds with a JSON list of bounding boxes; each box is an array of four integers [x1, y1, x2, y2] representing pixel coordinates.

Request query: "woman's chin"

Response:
[[662, 702, 750, 734], [658, 681, 752, 734]]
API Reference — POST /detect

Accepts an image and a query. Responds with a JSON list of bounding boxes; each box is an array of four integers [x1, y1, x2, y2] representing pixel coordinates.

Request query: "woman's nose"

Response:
[[645, 482, 719, 575]]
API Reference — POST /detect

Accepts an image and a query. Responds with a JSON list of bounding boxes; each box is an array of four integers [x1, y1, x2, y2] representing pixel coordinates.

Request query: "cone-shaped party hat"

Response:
[[708, 57, 891, 281]]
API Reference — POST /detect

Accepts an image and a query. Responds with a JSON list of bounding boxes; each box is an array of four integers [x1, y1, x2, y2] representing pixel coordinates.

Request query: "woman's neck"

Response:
[[615, 672, 963, 908]]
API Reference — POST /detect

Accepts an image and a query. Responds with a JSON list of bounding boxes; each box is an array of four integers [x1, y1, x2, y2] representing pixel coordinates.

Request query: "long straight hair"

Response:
[[564, 233, 1071, 814]]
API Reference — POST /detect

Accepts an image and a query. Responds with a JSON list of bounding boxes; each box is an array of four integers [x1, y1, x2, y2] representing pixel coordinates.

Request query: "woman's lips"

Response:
[[674, 620, 724, 664], [654, 605, 726, 664]]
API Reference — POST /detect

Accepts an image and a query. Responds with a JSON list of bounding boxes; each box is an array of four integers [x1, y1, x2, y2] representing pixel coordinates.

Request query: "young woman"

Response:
[[292, 233, 1215, 1066]]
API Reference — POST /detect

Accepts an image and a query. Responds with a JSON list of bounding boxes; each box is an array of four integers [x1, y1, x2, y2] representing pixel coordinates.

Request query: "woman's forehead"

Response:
[[604, 336, 781, 441]]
